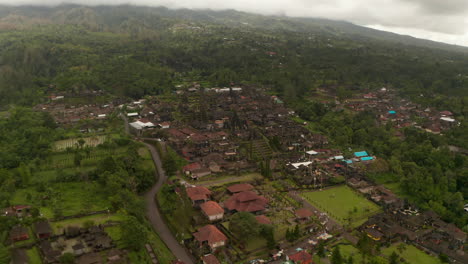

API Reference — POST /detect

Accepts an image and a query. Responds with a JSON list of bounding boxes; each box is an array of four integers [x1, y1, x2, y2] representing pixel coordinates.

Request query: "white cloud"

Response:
[[0, 0, 467, 46]]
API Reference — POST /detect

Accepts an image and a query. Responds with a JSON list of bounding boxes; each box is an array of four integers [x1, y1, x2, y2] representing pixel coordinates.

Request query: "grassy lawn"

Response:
[[337, 243, 388, 264], [26, 247, 42, 264], [383, 243, 441, 264], [12, 182, 111, 218], [52, 213, 125, 234], [245, 236, 267, 252], [301, 186, 381, 227]]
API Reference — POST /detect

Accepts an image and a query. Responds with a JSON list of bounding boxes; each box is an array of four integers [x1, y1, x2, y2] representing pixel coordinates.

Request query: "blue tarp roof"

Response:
[[388, 110, 396, 114], [354, 151, 368, 157], [345, 160, 353, 164], [361, 156, 374, 161]]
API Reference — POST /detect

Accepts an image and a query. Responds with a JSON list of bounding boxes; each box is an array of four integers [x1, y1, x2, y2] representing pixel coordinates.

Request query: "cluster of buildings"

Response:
[[345, 88, 459, 134], [34, 92, 124, 130]]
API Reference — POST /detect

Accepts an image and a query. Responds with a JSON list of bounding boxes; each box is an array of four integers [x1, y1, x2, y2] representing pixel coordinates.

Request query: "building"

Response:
[[288, 251, 313, 264], [227, 183, 254, 194], [186, 186, 212, 206], [200, 201, 224, 222], [34, 221, 52, 239], [295, 208, 313, 221], [11, 249, 29, 264], [9, 226, 29, 242], [193, 225, 228, 251], [202, 254, 221, 264], [224, 191, 268, 213], [255, 215, 272, 225]]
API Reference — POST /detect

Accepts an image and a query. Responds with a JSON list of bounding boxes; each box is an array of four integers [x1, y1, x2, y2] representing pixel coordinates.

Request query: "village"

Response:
[[3, 85, 466, 264]]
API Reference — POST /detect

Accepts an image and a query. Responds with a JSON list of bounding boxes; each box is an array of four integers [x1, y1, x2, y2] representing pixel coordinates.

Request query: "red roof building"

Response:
[[288, 251, 313, 264], [183, 163, 202, 173], [296, 208, 313, 220], [10, 226, 29, 242], [224, 191, 268, 213], [193, 225, 228, 251], [202, 254, 220, 264], [255, 215, 272, 225], [200, 201, 224, 221], [186, 186, 212, 205], [227, 183, 254, 194]]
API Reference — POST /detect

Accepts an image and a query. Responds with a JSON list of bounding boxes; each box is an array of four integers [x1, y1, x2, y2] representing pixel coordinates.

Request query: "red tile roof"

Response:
[[183, 163, 202, 172], [255, 215, 272, 225], [186, 186, 212, 201], [224, 191, 268, 213], [193, 225, 227, 247], [200, 201, 224, 216], [227, 183, 254, 193], [296, 208, 313, 219], [202, 254, 220, 264], [289, 251, 313, 263]]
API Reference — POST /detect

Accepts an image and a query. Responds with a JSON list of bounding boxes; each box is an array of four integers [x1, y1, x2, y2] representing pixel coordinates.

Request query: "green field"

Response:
[[26, 247, 42, 264], [12, 182, 111, 218], [52, 213, 125, 234], [383, 243, 441, 264], [301, 186, 381, 227]]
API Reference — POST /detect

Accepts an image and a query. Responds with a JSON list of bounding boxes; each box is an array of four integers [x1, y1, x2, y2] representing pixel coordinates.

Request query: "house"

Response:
[[34, 221, 52, 239], [183, 163, 202, 175], [224, 191, 268, 213], [11, 249, 29, 264], [365, 228, 384, 241], [255, 215, 272, 225], [227, 183, 254, 194], [10, 226, 29, 242], [288, 251, 313, 264], [186, 186, 212, 205], [193, 225, 228, 251], [76, 252, 102, 264], [200, 201, 224, 222], [159, 122, 171, 129], [191, 168, 212, 179], [202, 254, 221, 264], [295, 208, 313, 221]]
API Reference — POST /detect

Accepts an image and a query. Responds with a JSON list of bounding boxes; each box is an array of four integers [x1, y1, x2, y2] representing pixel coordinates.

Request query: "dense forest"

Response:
[[0, 5, 467, 231]]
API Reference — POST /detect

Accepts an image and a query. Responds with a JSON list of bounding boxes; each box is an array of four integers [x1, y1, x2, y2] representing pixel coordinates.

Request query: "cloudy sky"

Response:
[[2, 0, 468, 46]]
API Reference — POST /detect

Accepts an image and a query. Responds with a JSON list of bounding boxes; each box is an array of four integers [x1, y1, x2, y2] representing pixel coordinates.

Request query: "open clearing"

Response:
[[301, 185, 381, 227], [383, 243, 441, 264]]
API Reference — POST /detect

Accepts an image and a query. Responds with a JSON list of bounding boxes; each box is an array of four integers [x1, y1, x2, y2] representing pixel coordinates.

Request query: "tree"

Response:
[[0, 244, 10, 264], [317, 241, 326, 258], [331, 246, 343, 264], [260, 224, 275, 249], [389, 252, 399, 264], [121, 216, 148, 250], [74, 152, 83, 167], [347, 256, 354, 264], [229, 212, 260, 242], [59, 253, 75, 264], [439, 254, 449, 263]]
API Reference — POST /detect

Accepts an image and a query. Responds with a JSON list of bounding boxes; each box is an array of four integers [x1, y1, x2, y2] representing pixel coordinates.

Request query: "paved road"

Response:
[[120, 115, 194, 263], [143, 141, 195, 264]]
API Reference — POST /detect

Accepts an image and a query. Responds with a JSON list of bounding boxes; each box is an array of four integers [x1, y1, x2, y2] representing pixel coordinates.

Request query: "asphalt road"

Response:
[[143, 141, 195, 264], [120, 115, 194, 263]]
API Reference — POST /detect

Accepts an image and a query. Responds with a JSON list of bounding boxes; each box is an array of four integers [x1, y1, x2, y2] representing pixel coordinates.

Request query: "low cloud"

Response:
[[1, 0, 467, 45]]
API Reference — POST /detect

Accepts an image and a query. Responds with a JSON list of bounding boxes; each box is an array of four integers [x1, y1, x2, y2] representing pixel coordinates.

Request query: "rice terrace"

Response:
[[53, 135, 107, 151]]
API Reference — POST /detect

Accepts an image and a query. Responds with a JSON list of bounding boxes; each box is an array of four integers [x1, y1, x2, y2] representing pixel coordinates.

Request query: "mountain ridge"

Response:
[[0, 4, 467, 53]]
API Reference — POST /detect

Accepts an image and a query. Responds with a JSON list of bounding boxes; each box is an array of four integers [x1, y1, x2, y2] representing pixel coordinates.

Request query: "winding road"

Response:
[[143, 141, 195, 264], [121, 114, 194, 264]]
